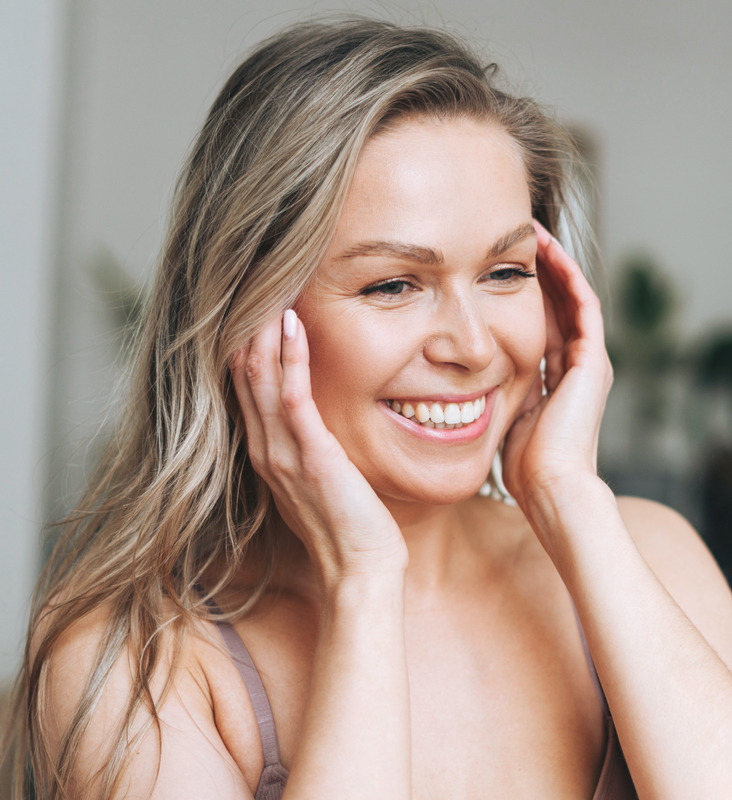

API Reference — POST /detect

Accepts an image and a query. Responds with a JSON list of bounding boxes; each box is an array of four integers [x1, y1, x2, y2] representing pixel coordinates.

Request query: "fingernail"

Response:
[[550, 234, 561, 248], [283, 309, 297, 341]]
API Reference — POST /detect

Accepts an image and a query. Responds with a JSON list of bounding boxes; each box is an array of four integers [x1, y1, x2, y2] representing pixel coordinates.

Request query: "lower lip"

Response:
[[381, 391, 495, 444]]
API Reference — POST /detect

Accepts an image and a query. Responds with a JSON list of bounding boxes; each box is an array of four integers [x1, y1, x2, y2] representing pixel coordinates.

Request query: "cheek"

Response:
[[300, 308, 404, 417], [296, 294, 351, 415], [301, 319, 350, 413], [495, 293, 546, 377]]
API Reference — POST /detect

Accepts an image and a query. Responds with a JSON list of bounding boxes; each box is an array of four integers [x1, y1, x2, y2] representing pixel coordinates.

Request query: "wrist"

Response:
[[521, 473, 624, 566], [314, 534, 409, 600], [320, 569, 406, 618], [522, 471, 612, 520]]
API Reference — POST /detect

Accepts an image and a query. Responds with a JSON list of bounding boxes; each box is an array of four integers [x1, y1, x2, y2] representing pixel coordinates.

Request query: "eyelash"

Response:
[[360, 267, 536, 298], [484, 266, 537, 283], [361, 279, 414, 297]]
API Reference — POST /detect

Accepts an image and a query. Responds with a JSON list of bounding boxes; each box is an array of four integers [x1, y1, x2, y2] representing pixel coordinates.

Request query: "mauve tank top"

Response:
[[213, 613, 638, 800]]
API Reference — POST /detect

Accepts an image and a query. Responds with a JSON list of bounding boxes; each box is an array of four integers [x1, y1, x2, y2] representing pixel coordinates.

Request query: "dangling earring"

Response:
[[540, 356, 548, 397], [479, 441, 517, 506]]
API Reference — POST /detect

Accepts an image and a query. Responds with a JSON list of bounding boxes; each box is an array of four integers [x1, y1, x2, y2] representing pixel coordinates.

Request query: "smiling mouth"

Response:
[[385, 395, 487, 429]]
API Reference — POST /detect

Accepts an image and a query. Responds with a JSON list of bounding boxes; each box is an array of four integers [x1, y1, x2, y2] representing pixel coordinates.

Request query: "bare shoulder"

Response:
[[37, 601, 252, 799], [616, 495, 732, 665]]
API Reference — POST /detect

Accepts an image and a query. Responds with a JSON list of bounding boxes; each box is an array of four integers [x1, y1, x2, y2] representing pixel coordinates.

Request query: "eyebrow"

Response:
[[333, 222, 536, 265], [334, 240, 443, 265], [487, 222, 536, 258]]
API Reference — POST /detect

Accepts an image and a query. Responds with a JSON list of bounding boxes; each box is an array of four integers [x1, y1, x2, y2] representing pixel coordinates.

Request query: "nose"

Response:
[[423, 291, 496, 372]]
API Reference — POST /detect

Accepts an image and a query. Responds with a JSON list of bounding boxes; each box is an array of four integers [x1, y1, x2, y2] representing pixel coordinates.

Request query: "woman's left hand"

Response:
[[501, 230, 732, 800], [501, 221, 613, 512]]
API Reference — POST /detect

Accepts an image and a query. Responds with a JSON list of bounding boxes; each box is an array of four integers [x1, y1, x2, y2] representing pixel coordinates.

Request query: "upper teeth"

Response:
[[388, 396, 487, 428]]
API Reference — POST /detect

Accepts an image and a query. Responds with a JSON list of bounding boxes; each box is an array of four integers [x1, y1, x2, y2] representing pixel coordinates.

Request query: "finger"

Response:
[[229, 341, 259, 428], [230, 346, 270, 469], [244, 314, 287, 423], [534, 224, 610, 404], [533, 224, 579, 341], [533, 224, 608, 402], [278, 309, 331, 449], [533, 221, 605, 347], [542, 290, 566, 393], [229, 316, 287, 467], [533, 230, 568, 391]]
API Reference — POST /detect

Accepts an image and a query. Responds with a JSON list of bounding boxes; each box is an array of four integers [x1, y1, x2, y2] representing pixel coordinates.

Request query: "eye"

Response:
[[360, 279, 414, 298], [486, 266, 537, 283]]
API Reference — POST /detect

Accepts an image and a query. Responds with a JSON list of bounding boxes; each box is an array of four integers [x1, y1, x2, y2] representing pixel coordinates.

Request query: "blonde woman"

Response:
[[8, 19, 732, 800]]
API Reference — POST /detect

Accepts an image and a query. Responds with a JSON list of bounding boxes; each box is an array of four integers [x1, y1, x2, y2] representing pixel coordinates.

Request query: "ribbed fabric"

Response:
[[254, 762, 289, 800], [213, 604, 638, 799]]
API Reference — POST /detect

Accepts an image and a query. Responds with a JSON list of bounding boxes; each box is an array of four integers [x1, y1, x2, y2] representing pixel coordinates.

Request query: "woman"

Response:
[[8, 18, 732, 800]]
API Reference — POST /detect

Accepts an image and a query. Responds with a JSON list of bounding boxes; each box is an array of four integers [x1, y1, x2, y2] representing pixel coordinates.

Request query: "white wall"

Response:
[[3, 0, 732, 681], [0, 0, 66, 682], [61, 0, 732, 331]]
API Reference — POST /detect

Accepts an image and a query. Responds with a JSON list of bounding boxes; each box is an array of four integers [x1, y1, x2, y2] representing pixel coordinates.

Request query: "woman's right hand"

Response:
[[230, 310, 408, 590]]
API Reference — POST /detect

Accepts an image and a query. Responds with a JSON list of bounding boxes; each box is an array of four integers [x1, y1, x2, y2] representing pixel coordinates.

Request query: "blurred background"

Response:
[[2, 0, 731, 709]]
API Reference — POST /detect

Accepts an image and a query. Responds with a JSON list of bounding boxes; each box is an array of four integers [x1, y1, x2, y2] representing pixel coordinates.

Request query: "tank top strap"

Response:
[[213, 616, 284, 768], [199, 593, 285, 774]]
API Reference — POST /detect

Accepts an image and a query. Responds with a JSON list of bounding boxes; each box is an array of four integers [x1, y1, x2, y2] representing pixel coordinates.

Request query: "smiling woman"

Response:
[[296, 119, 543, 504], [6, 17, 732, 800]]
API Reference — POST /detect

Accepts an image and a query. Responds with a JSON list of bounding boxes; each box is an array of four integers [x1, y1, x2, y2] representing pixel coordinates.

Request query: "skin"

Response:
[[296, 119, 543, 511], [226, 117, 603, 798], [45, 117, 732, 799]]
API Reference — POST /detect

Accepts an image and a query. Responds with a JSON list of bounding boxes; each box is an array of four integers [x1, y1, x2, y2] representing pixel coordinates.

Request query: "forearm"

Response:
[[283, 573, 411, 800], [526, 476, 732, 799]]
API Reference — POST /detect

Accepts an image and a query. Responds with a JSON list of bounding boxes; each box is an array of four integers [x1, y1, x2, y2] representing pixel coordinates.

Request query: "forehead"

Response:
[[324, 116, 532, 260]]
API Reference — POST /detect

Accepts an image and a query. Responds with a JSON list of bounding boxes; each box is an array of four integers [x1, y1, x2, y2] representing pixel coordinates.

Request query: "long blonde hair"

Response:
[[6, 18, 581, 798]]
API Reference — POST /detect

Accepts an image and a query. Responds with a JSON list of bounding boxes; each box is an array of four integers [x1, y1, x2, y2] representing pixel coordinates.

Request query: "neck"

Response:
[[383, 496, 474, 594], [270, 492, 524, 608]]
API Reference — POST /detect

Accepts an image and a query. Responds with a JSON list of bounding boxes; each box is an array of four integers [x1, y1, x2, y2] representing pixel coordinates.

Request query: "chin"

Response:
[[374, 467, 494, 508]]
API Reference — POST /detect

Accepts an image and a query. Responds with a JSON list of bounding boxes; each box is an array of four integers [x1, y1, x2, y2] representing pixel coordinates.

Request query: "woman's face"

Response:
[[297, 116, 545, 506]]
